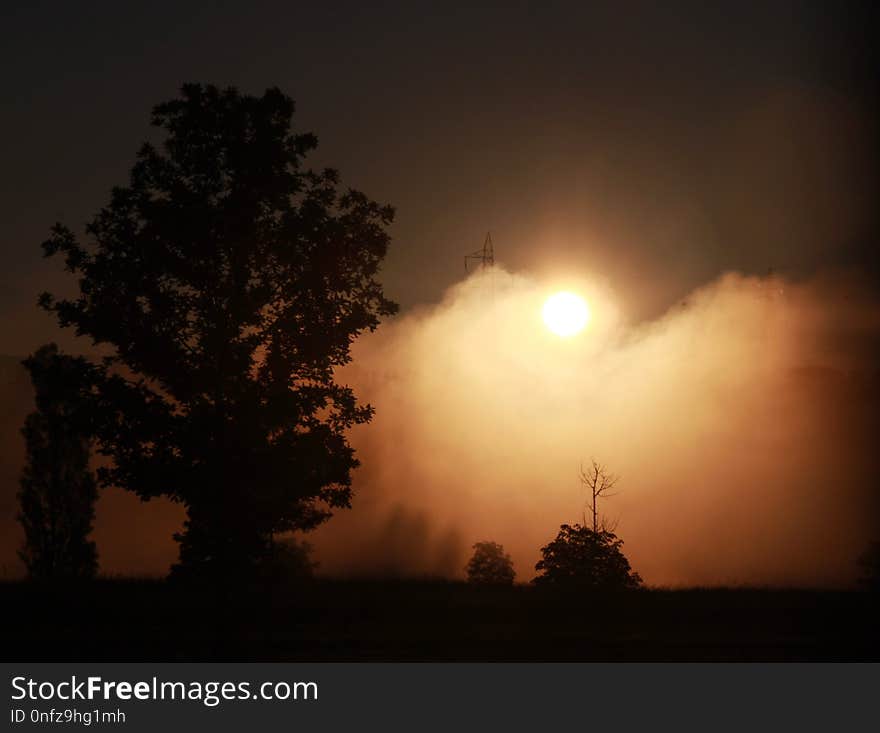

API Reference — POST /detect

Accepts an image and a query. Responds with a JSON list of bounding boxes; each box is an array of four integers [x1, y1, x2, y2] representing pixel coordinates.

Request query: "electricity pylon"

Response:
[[464, 232, 495, 272]]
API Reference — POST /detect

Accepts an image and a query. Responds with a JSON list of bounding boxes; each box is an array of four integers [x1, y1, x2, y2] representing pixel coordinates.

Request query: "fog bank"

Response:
[[312, 268, 879, 587]]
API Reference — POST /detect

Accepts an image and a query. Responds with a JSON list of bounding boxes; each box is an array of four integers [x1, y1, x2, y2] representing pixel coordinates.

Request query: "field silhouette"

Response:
[[3, 578, 877, 661]]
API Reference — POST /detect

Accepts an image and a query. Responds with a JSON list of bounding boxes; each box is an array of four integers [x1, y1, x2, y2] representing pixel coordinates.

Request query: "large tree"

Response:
[[40, 84, 398, 576], [18, 344, 99, 579]]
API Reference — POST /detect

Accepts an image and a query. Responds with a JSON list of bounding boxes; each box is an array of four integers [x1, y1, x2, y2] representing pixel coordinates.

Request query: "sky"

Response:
[[0, 1, 878, 584], [2, 1, 878, 350]]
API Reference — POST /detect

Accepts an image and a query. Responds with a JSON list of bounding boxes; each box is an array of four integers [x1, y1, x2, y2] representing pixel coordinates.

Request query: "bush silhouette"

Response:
[[534, 524, 642, 589], [39, 84, 397, 578], [18, 344, 99, 580], [466, 541, 515, 585]]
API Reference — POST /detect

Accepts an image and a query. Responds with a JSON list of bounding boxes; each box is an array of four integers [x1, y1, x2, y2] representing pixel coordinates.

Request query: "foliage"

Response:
[[39, 84, 398, 577], [18, 344, 99, 579], [466, 541, 515, 585], [534, 524, 642, 590]]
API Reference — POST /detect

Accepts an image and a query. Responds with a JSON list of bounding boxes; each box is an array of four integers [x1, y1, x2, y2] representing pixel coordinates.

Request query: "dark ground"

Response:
[[3, 579, 878, 661]]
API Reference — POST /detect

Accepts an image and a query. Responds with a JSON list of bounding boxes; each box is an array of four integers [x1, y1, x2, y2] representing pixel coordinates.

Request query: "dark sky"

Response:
[[2, 1, 877, 356]]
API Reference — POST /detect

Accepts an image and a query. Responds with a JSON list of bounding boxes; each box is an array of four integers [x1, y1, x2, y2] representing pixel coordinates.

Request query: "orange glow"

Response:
[[309, 267, 878, 588]]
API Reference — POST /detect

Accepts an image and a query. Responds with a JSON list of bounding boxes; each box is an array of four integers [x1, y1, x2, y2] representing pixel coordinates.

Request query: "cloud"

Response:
[[311, 267, 880, 587]]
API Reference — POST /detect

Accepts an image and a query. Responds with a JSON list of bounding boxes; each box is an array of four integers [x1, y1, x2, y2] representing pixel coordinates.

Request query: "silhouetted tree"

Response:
[[858, 541, 880, 592], [17, 344, 98, 579], [534, 524, 642, 589], [39, 84, 398, 578], [466, 541, 515, 585], [580, 459, 618, 532]]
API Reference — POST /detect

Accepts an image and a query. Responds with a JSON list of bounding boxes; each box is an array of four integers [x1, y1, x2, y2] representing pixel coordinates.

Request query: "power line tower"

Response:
[[464, 232, 495, 272]]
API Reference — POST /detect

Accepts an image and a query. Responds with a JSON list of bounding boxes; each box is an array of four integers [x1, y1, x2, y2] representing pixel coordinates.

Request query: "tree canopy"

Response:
[[534, 524, 642, 590], [40, 84, 398, 576]]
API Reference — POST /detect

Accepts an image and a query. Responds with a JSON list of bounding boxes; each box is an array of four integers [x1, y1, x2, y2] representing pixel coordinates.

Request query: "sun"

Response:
[[542, 291, 590, 337]]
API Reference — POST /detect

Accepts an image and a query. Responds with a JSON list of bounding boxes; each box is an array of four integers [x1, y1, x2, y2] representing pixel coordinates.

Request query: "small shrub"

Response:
[[466, 541, 515, 585]]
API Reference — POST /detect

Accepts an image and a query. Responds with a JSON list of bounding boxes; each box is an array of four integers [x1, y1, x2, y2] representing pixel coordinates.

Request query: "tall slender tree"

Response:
[[18, 344, 98, 579], [40, 84, 398, 577]]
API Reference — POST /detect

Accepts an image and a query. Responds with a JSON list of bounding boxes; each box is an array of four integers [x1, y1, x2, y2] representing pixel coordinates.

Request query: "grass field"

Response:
[[3, 579, 877, 661]]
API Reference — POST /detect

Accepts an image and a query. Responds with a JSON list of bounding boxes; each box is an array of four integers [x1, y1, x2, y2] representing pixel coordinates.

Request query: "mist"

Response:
[[2, 266, 876, 587], [311, 267, 879, 587]]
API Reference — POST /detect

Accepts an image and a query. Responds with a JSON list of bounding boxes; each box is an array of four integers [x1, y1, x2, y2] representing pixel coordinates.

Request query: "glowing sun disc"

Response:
[[543, 291, 590, 337]]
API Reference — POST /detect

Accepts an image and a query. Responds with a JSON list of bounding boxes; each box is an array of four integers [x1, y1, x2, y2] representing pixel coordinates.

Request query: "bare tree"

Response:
[[579, 459, 619, 533]]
